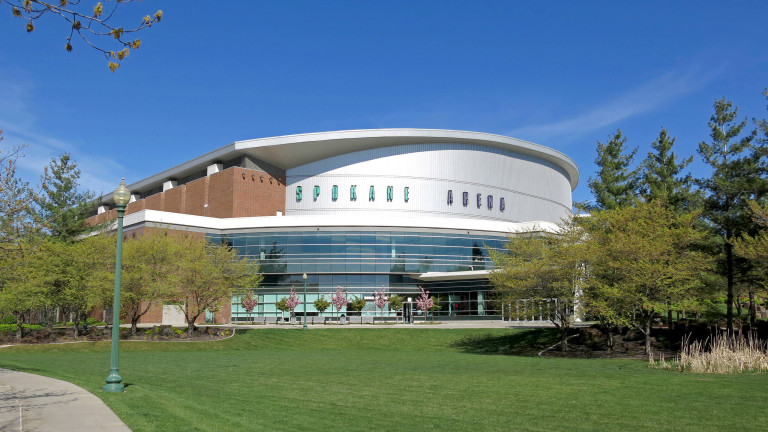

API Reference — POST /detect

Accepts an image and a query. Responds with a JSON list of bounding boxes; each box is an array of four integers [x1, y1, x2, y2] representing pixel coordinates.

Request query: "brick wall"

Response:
[[86, 166, 286, 226]]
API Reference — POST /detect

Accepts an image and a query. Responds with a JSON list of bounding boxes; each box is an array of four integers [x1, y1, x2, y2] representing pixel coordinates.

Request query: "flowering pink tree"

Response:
[[330, 285, 348, 317], [241, 292, 259, 323], [374, 286, 389, 316], [416, 286, 434, 322], [285, 286, 301, 317]]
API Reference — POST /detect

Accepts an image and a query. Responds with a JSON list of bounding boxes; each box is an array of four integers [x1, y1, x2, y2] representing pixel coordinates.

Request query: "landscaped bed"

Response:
[[1, 328, 766, 431]]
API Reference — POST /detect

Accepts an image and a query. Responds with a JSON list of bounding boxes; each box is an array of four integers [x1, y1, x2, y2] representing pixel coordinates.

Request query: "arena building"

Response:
[[88, 129, 579, 323]]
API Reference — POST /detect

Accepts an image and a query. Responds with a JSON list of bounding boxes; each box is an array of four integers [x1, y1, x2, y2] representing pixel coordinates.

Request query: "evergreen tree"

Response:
[[696, 98, 768, 331], [36, 153, 99, 242], [640, 127, 697, 211], [587, 129, 639, 210]]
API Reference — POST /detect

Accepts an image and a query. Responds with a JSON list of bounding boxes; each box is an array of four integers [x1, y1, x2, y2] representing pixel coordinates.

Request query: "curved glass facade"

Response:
[[207, 230, 507, 320]]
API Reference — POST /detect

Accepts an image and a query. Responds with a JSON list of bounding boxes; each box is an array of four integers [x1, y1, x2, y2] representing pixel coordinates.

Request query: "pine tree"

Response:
[[640, 127, 697, 211], [36, 153, 99, 243], [587, 129, 639, 210], [696, 98, 768, 331]]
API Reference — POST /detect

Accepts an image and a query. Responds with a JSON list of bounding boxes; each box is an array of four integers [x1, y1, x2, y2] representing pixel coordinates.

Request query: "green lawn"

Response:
[[1, 328, 765, 431]]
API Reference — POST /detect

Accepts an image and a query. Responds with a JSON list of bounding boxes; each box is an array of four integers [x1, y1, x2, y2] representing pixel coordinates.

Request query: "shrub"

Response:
[[0, 324, 43, 332], [348, 296, 366, 315], [0, 315, 17, 325], [314, 296, 331, 313]]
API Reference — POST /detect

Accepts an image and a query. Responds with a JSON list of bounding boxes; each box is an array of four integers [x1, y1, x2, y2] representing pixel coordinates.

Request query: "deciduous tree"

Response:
[[313, 296, 330, 314], [121, 229, 179, 335], [583, 201, 711, 354], [174, 235, 262, 333], [490, 216, 585, 350], [3, 0, 162, 71]]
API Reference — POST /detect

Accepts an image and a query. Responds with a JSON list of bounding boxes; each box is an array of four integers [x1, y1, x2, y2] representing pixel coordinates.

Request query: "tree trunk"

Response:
[[73, 312, 80, 339], [666, 303, 673, 330], [131, 317, 139, 336], [748, 289, 757, 325], [725, 240, 735, 331], [46, 307, 55, 331], [15, 314, 24, 341], [644, 319, 652, 355], [560, 327, 568, 352]]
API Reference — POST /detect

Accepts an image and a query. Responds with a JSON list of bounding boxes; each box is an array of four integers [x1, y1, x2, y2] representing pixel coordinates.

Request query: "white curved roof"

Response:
[[111, 129, 579, 203]]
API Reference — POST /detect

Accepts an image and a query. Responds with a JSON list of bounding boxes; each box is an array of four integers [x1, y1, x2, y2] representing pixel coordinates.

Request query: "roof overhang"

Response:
[[105, 129, 579, 205], [412, 270, 492, 282]]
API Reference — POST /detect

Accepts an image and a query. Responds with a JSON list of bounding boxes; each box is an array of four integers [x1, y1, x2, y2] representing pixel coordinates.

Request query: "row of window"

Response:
[[208, 230, 507, 274]]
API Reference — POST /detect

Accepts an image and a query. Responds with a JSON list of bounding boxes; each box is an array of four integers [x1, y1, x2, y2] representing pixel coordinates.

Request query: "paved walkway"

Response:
[[0, 369, 131, 432]]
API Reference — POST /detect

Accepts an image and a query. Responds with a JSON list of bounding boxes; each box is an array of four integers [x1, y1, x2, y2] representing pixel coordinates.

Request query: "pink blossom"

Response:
[[330, 285, 348, 312], [241, 293, 258, 314], [416, 286, 433, 312], [374, 286, 389, 309], [285, 286, 301, 312]]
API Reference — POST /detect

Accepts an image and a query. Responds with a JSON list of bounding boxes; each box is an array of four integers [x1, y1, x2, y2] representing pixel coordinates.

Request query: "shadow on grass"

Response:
[[450, 329, 561, 357]]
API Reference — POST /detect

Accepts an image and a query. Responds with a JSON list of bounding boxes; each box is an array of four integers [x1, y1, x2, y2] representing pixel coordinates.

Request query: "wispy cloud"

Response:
[[0, 72, 129, 195], [509, 66, 724, 140]]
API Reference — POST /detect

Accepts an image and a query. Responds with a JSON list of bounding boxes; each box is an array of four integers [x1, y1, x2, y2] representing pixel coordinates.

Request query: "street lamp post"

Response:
[[103, 179, 131, 393], [302, 273, 308, 330]]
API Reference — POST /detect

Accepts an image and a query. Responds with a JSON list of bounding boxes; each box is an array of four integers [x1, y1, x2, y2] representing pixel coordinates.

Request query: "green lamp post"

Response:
[[302, 273, 308, 330], [103, 179, 131, 392]]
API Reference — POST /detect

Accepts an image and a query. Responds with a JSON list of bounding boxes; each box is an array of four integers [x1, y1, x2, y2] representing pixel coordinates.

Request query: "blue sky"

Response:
[[1, 1, 766, 205]]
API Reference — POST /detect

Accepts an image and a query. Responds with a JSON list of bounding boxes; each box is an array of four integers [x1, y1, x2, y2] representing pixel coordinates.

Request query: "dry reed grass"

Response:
[[651, 332, 768, 374]]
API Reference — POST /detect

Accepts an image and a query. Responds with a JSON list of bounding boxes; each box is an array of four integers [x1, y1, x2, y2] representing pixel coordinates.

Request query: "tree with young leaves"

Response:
[[490, 216, 585, 351], [733, 201, 768, 322], [36, 153, 99, 243], [696, 98, 768, 331], [4, 0, 162, 71], [0, 131, 47, 338], [313, 296, 330, 315], [583, 201, 712, 354], [29, 235, 114, 338], [587, 129, 639, 211], [0, 238, 43, 340], [174, 235, 262, 333], [121, 229, 179, 335]]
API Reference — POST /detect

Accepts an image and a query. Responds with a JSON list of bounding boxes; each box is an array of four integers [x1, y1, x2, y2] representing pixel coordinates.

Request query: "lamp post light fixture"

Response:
[[103, 179, 131, 393], [302, 273, 308, 330]]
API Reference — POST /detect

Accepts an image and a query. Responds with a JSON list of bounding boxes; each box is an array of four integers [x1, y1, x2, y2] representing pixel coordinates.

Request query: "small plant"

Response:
[[275, 298, 289, 320], [241, 292, 258, 323], [331, 285, 348, 317], [285, 286, 301, 315], [174, 328, 185, 336], [314, 296, 331, 313], [389, 295, 403, 311], [348, 296, 367, 315], [416, 286, 434, 321], [374, 287, 388, 315]]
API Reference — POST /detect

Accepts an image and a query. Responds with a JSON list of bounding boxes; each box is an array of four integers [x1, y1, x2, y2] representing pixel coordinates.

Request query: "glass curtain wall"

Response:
[[208, 230, 507, 321]]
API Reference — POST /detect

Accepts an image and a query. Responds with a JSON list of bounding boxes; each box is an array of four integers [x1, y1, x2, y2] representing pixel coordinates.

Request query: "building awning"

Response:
[[411, 270, 491, 282]]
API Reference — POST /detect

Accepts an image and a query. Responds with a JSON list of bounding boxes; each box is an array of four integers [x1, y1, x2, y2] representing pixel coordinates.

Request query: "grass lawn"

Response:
[[1, 328, 766, 431]]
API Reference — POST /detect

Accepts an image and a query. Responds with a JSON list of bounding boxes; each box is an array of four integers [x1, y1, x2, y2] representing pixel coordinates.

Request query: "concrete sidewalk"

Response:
[[0, 369, 131, 432]]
